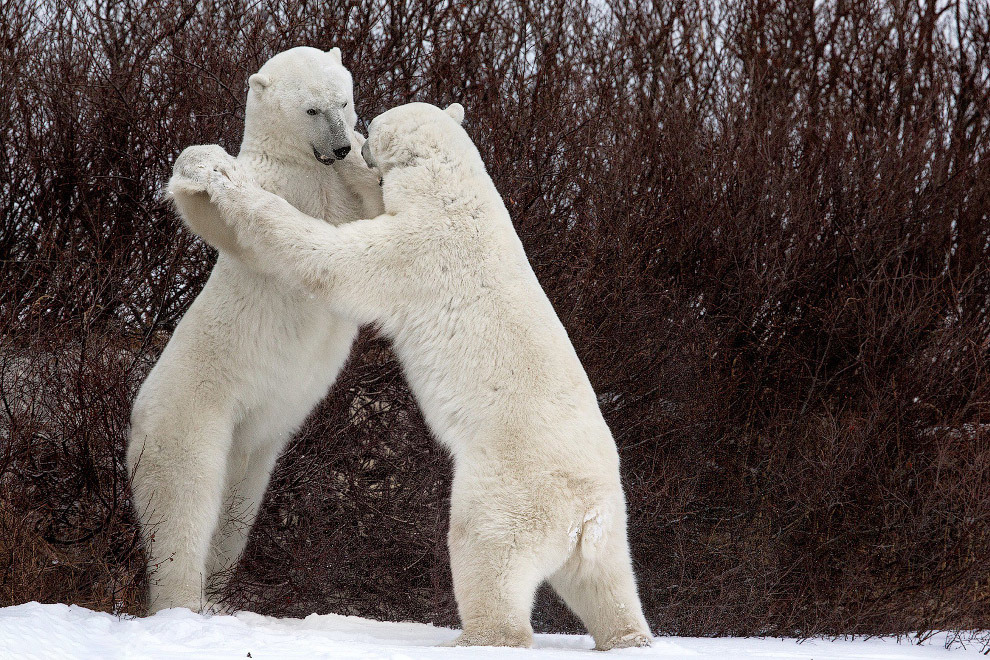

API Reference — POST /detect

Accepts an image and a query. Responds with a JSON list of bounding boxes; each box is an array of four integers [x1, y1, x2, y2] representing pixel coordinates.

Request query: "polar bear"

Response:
[[127, 46, 383, 614], [169, 102, 652, 649]]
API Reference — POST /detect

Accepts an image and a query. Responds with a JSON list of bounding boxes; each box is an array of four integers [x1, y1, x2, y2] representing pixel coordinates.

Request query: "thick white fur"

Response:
[[171, 102, 652, 649], [127, 47, 383, 614]]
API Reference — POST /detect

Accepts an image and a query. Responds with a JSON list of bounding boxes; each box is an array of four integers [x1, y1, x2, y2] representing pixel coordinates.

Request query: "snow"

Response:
[[0, 602, 985, 660]]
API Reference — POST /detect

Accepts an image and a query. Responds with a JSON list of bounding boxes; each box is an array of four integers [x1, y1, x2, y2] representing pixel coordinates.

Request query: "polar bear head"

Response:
[[244, 46, 358, 165], [361, 102, 477, 176]]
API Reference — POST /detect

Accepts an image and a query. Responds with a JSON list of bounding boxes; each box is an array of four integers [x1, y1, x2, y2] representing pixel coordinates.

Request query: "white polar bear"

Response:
[[170, 102, 652, 649], [127, 46, 384, 614]]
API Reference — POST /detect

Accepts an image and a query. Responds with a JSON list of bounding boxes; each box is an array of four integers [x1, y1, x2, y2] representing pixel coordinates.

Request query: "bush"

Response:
[[1, 0, 988, 639]]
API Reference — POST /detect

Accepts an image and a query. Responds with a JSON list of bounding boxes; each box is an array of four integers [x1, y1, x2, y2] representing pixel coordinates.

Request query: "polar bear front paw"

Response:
[[171, 144, 238, 196]]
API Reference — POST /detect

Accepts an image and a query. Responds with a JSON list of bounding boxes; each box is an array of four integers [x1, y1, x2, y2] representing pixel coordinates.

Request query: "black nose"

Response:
[[334, 145, 351, 160]]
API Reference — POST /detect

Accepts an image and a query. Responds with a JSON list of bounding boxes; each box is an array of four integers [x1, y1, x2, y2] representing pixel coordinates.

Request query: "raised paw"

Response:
[[170, 145, 239, 197]]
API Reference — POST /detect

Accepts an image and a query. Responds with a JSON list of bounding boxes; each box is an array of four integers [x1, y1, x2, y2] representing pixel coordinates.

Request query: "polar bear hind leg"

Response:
[[547, 520, 652, 650], [445, 535, 544, 647], [204, 438, 284, 596], [128, 403, 234, 613]]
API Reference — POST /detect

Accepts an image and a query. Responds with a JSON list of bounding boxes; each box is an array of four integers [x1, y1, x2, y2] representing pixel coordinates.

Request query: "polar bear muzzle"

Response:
[[313, 144, 351, 165], [311, 113, 352, 165]]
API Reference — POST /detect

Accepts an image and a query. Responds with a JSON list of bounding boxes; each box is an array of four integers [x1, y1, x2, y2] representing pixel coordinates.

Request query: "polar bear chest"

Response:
[[247, 158, 363, 227]]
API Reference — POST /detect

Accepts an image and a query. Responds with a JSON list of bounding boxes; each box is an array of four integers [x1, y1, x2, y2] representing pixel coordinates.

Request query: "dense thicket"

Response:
[[1, 0, 988, 641]]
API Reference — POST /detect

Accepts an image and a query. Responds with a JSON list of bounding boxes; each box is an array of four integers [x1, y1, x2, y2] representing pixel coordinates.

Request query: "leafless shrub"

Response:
[[1, 0, 988, 639]]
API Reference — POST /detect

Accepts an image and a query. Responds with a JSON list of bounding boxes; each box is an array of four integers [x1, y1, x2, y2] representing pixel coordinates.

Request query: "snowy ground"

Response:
[[0, 602, 986, 660]]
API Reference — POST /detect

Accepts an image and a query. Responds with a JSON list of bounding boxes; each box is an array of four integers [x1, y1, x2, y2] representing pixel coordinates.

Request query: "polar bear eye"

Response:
[[306, 109, 318, 116], [340, 101, 348, 109]]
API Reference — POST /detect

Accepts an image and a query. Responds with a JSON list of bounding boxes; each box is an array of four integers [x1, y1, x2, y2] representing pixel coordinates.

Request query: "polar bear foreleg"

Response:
[[169, 169, 246, 259], [171, 145, 404, 323]]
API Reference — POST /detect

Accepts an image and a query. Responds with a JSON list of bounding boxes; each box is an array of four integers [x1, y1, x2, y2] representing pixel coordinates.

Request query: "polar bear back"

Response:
[[363, 104, 621, 481]]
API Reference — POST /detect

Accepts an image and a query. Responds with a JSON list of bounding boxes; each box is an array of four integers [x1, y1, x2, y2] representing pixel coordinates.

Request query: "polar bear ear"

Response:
[[248, 73, 272, 93], [444, 103, 465, 125], [327, 47, 342, 65]]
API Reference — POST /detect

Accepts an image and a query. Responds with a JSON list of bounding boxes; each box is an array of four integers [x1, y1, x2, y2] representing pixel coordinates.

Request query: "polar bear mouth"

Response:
[[313, 146, 338, 165]]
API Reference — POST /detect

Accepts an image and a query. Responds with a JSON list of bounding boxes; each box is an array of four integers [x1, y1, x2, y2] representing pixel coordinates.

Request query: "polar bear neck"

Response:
[[382, 156, 499, 219]]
